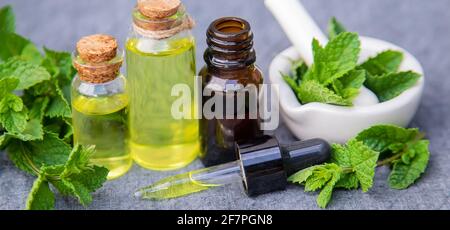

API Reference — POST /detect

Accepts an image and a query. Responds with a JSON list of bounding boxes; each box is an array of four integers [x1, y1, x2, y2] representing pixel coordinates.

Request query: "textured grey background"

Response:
[[1, 0, 449, 210]]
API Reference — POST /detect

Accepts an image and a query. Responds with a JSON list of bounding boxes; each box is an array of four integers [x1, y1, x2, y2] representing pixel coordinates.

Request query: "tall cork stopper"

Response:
[[133, 0, 194, 39], [73, 34, 122, 84], [137, 0, 181, 19]]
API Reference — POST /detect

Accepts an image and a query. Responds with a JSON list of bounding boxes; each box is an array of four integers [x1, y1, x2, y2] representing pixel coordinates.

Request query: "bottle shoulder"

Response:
[[126, 30, 195, 55], [72, 75, 127, 98], [71, 75, 128, 115], [199, 65, 264, 87]]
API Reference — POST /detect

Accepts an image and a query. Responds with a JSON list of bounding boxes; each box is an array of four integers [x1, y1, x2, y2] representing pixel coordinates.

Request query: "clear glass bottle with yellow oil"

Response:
[[126, 0, 198, 170], [72, 34, 132, 180]]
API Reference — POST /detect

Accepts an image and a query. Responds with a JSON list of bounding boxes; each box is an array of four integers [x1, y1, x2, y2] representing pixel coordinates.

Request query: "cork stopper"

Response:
[[73, 34, 122, 84], [133, 15, 195, 40], [76, 34, 118, 63], [137, 0, 181, 19]]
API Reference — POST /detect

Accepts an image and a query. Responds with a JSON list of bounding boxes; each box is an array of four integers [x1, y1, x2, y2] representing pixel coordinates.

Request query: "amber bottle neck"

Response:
[[204, 17, 256, 71]]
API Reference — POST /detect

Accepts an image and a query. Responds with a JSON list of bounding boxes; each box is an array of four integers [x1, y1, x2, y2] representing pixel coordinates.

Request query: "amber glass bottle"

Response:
[[199, 17, 263, 167]]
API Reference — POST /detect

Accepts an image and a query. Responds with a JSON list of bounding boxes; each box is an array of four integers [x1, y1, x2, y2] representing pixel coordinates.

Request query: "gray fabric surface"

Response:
[[1, 0, 449, 210]]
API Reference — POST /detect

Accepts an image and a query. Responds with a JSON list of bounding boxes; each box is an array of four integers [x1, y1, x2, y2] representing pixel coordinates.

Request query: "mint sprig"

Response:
[[284, 17, 422, 105], [289, 125, 430, 208], [364, 71, 421, 102], [360, 50, 403, 75], [283, 32, 362, 106], [25, 145, 109, 210], [0, 5, 108, 210]]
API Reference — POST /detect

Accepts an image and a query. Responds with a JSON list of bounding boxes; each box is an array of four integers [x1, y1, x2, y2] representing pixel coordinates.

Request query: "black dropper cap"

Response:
[[236, 136, 330, 197]]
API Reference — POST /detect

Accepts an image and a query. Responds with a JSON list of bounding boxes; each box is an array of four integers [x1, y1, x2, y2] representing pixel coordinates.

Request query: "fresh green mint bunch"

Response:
[[289, 125, 430, 208], [283, 17, 421, 106], [0, 5, 109, 210]]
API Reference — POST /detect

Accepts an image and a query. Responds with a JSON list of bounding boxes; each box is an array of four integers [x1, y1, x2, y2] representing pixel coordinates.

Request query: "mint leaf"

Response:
[[303, 166, 334, 192], [42, 48, 75, 80], [45, 82, 72, 118], [388, 140, 430, 189], [356, 125, 429, 189], [22, 132, 72, 166], [282, 60, 308, 96], [283, 74, 300, 94], [330, 143, 351, 167], [355, 125, 420, 153], [6, 132, 71, 175], [0, 77, 44, 140], [290, 59, 308, 83], [0, 32, 30, 61], [0, 77, 19, 96], [0, 30, 42, 64], [297, 80, 350, 106], [347, 140, 379, 192], [359, 50, 419, 102], [0, 5, 15, 33], [304, 32, 360, 85], [364, 71, 421, 102], [6, 119, 44, 141], [288, 166, 317, 184], [360, 50, 403, 76], [47, 168, 105, 206], [332, 69, 366, 101], [25, 172, 55, 210], [283, 30, 363, 106], [25, 146, 109, 210], [332, 139, 379, 192], [316, 166, 340, 208], [28, 97, 50, 121], [291, 138, 379, 208], [0, 57, 51, 90], [0, 92, 23, 112], [64, 165, 109, 206], [334, 173, 359, 189], [44, 145, 109, 206], [290, 124, 430, 208], [60, 145, 94, 177], [21, 43, 44, 65], [0, 93, 28, 134], [289, 163, 342, 208], [61, 119, 73, 142], [328, 17, 346, 40]]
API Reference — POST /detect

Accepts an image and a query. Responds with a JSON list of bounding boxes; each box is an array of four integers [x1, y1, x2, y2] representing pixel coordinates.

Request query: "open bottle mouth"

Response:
[[210, 17, 252, 40], [205, 17, 256, 69], [207, 17, 253, 51]]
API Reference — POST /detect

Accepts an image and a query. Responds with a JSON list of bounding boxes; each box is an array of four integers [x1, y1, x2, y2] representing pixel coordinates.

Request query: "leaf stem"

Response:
[[21, 145, 61, 181], [376, 152, 402, 167], [341, 167, 354, 174], [376, 132, 426, 167]]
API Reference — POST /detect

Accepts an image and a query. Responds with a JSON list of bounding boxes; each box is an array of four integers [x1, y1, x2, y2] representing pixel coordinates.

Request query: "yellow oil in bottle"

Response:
[[72, 87, 132, 180], [126, 38, 199, 171]]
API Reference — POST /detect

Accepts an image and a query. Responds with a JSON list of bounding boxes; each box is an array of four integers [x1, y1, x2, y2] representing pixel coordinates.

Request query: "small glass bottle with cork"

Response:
[[126, 0, 199, 171], [72, 34, 132, 180]]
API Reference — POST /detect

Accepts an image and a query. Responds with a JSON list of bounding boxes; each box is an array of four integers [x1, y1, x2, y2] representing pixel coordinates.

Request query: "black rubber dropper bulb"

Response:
[[135, 136, 330, 199], [237, 136, 330, 196]]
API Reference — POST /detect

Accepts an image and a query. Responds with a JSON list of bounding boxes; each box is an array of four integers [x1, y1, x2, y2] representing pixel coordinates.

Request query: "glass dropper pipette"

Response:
[[135, 136, 330, 199]]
